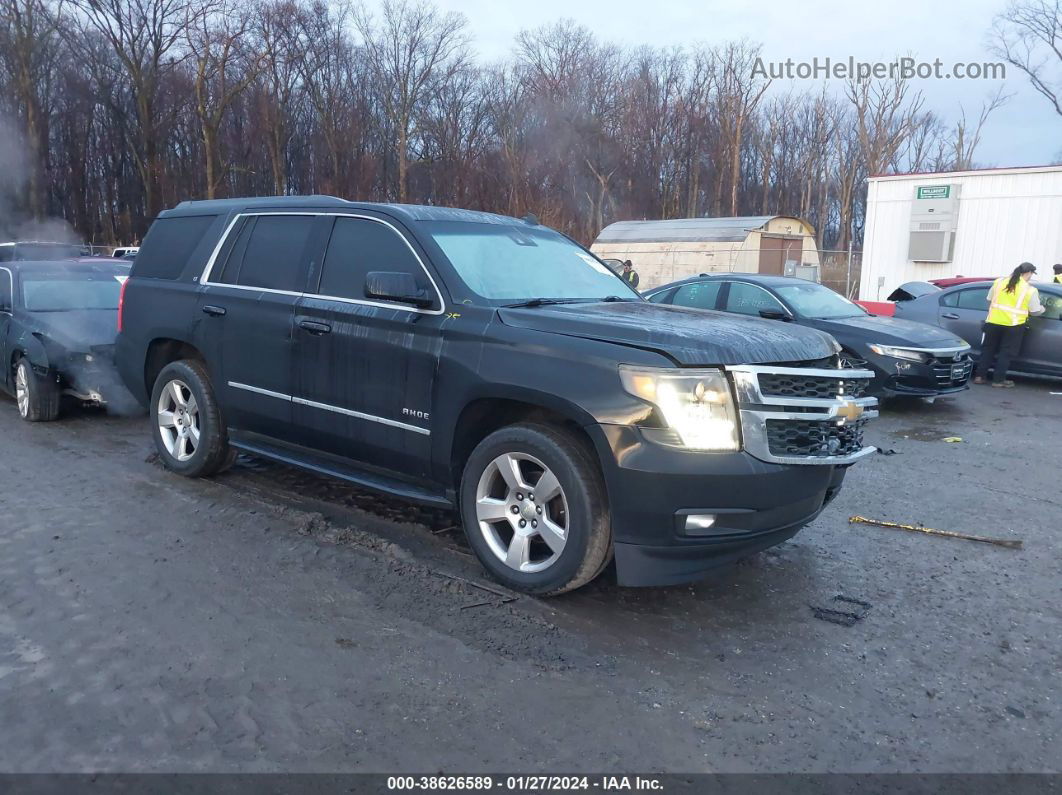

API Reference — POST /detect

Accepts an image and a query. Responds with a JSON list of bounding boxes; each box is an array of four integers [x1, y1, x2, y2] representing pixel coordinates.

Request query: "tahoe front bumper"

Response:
[[589, 423, 850, 586], [588, 362, 878, 587]]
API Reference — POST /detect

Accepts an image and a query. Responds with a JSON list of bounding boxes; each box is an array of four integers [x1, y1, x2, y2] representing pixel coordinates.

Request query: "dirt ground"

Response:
[[0, 380, 1058, 773]]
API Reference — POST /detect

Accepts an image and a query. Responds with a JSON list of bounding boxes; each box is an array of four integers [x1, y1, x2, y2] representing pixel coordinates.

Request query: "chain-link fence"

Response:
[[819, 249, 863, 300]]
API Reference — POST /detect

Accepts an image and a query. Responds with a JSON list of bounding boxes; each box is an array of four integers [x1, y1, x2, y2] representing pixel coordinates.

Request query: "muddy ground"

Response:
[[0, 381, 1058, 773]]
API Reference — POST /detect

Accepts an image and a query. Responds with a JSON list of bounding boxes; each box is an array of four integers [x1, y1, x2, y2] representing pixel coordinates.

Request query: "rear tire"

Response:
[[459, 423, 612, 595], [150, 359, 234, 477], [15, 358, 60, 422]]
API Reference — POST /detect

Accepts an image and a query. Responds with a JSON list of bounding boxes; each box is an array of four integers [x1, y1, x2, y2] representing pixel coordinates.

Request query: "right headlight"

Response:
[[868, 344, 928, 363], [619, 366, 740, 451]]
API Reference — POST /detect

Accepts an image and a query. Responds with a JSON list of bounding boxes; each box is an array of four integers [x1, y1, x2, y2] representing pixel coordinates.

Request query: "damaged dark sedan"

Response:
[[0, 260, 131, 421], [646, 273, 974, 398]]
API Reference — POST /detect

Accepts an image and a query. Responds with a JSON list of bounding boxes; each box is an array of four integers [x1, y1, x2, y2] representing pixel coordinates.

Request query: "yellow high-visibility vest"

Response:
[[987, 277, 1035, 327], [1055, 274, 1062, 284]]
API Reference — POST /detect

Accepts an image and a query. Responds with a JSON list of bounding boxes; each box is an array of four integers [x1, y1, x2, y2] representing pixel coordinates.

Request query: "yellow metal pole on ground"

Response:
[[848, 516, 1023, 550]]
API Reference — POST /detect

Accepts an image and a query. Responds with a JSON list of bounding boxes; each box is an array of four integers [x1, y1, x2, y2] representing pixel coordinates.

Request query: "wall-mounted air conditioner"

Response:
[[908, 183, 960, 263]]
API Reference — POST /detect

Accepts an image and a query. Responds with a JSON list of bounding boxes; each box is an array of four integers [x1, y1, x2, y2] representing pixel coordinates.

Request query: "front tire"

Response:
[[459, 423, 612, 595], [15, 358, 60, 422], [150, 359, 234, 478]]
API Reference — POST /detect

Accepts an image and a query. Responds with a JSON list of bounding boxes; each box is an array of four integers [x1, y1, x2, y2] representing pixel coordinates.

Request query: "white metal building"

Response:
[[860, 165, 1062, 301], [590, 216, 820, 291]]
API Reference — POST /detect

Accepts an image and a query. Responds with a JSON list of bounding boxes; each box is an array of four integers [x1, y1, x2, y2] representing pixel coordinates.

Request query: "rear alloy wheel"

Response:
[[157, 379, 200, 463], [150, 359, 235, 478], [460, 423, 612, 595], [14, 358, 60, 422]]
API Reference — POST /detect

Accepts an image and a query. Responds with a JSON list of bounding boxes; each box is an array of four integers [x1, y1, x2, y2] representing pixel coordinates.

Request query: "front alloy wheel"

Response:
[[460, 423, 612, 595], [475, 452, 569, 573], [156, 379, 200, 462]]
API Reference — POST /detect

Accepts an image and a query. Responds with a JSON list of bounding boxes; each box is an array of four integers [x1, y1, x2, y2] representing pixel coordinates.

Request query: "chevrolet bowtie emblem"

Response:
[[836, 401, 864, 422]]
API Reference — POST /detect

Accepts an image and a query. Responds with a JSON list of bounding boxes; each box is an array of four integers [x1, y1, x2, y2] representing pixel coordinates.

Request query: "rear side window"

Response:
[[672, 281, 722, 310], [134, 215, 216, 279], [942, 287, 990, 309], [233, 215, 314, 292], [317, 217, 426, 300]]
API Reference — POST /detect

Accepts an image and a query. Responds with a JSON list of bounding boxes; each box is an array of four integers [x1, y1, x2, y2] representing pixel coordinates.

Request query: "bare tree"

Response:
[[355, 0, 469, 202], [991, 0, 1062, 117], [186, 0, 263, 198], [67, 0, 215, 226], [0, 0, 63, 217]]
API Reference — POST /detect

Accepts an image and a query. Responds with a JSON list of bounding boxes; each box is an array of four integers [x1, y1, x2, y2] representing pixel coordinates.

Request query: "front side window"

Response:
[[231, 215, 314, 292], [671, 281, 722, 310], [1039, 289, 1062, 321], [21, 273, 124, 311], [773, 282, 864, 319], [423, 221, 639, 303], [317, 217, 428, 301], [723, 282, 786, 317]]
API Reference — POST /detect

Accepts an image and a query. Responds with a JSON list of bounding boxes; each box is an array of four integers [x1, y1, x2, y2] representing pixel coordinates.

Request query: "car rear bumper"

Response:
[[588, 423, 848, 587]]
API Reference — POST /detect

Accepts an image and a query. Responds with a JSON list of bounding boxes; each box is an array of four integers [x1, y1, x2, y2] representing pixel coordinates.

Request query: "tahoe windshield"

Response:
[[423, 221, 639, 302], [22, 274, 124, 312], [775, 282, 867, 319]]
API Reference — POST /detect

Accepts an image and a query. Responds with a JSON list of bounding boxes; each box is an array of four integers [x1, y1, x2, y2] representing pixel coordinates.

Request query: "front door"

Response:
[[937, 286, 992, 351], [1018, 287, 1062, 375], [291, 214, 444, 481], [197, 213, 317, 439]]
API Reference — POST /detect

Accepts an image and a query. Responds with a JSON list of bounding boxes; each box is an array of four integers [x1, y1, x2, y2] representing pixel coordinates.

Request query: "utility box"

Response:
[[907, 183, 960, 262]]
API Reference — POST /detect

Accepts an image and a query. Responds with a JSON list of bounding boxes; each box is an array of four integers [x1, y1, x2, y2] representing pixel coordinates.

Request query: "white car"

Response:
[[111, 246, 140, 258]]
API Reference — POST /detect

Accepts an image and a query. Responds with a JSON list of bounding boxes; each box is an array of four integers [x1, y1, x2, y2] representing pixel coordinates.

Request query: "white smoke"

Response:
[[0, 119, 81, 244]]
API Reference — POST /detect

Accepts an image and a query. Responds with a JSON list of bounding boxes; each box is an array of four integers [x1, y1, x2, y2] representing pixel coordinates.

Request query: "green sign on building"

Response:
[[916, 185, 951, 199]]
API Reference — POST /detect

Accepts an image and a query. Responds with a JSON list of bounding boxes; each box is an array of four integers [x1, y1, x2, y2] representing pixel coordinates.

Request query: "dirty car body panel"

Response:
[[895, 280, 1062, 378], [647, 274, 974, 398], [0, 260, 130, 406], [116, 197, 878, 588]]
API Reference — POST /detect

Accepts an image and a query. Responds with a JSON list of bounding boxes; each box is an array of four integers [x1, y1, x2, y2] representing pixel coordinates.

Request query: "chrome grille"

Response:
[[758, 373, 869, 400], [728, 364, 878, 465], [766, 418, 869, 458]]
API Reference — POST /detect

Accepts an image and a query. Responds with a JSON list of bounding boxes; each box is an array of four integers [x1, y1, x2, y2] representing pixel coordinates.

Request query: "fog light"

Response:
[[684, 514, 717, 531]]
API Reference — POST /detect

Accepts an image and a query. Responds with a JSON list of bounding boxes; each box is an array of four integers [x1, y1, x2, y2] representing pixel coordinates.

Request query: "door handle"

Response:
[[299, 320, 332, 335], [202, 305, 226, 317], [941, 312, 960, 320]]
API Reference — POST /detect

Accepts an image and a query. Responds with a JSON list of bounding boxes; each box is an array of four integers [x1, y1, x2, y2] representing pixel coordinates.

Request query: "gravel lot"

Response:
[[0, 381, 1059, 773]]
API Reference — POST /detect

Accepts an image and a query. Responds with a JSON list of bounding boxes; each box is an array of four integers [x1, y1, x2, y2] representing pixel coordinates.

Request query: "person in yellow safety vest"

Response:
[[1053, 263, 1062, 284], [621, 260, 640, 289], [973, 262, 1044, 388]]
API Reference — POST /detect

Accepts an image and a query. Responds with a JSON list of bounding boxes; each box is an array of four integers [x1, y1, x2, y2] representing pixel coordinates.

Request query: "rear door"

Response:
[[1019, 287, 1062, 375], [291, 213, 445, 480], [199, 213, 316, 439], [667, 280, 723, 311], [937, 286, 991, 349]]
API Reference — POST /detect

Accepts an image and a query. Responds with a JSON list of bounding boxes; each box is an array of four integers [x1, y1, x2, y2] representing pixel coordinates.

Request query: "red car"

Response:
[[929, 277, 994, 288]]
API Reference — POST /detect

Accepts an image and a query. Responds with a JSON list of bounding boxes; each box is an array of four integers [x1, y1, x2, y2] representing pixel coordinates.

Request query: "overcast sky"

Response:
[[392, 0, 1060, 168]]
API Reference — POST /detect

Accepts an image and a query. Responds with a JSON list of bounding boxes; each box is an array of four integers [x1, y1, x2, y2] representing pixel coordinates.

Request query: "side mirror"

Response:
[[759, 308, 791, 321], [365, 271, 433, 308]]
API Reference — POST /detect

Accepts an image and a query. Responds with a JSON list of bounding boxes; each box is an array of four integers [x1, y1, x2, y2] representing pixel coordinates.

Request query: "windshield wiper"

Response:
[[601, 295, 633, 302], [502, 298, 589, 308]]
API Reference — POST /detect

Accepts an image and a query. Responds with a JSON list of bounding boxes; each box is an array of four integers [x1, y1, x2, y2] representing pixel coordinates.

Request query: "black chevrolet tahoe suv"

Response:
[[116, 197, 878, 594]]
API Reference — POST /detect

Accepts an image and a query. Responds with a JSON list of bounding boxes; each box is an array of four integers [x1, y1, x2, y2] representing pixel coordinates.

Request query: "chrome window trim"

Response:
[[199, 211, 446, 316], [0, 267, 12, 315], [227, 381, 430, 436], [727, 364, 879, 465]]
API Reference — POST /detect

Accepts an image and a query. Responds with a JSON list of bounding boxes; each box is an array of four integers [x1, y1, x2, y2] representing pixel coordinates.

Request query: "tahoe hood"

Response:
[[498, 301, 838, 366]]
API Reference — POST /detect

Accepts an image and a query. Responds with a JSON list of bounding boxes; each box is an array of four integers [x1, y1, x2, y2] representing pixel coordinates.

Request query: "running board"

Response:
[[228, 432, 453, 509]]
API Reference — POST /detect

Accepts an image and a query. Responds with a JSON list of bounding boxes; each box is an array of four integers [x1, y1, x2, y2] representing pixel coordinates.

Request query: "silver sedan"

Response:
[[893, 280, 1062, 377]]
